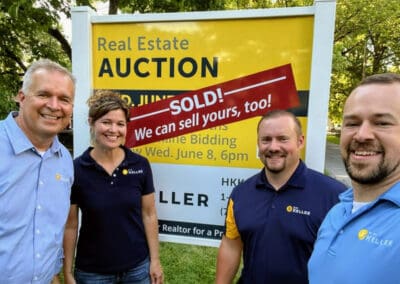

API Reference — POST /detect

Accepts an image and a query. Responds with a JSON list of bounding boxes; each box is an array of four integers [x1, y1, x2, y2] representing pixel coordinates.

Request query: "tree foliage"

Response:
[[329, 0, 400, 124], [0, 0, 72, 118], [0, 0, 399, 123]]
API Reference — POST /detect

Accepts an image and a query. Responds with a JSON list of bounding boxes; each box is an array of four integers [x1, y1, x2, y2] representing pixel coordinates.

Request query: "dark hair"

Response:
[[87, 90, 130, 123], [359, 73, 400, 86], [257, 110, 302, 136]]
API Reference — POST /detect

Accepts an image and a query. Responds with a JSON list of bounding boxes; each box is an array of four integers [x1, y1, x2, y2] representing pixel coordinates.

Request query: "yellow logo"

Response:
[[286, 205, 293, 212], [358, 229, 369, 240], [55, 173, 61, 180], [122, 169, 128, 175]]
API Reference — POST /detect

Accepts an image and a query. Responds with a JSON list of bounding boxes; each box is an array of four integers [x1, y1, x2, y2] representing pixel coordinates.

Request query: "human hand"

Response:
[[63, 271, 77, 284], [150, 259, 164, 284]]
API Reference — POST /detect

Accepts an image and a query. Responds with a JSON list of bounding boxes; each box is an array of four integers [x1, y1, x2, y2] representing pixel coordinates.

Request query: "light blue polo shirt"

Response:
[[0, 112, 73, 283], [308, 183, 400, 284]]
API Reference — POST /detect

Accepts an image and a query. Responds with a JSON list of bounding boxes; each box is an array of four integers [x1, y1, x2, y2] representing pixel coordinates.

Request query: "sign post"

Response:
[[72, 1, 336, 246]]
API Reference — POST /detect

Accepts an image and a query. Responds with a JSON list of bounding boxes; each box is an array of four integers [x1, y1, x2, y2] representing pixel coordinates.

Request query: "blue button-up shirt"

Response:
[[0, 112, 73, 283]]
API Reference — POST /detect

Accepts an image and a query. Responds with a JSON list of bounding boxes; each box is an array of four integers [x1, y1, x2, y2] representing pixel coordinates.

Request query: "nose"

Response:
[[268, 139, 281, 151], [109, 123, 119, 132], [354, 121, 374, 142], [46, 96, 61, 110]]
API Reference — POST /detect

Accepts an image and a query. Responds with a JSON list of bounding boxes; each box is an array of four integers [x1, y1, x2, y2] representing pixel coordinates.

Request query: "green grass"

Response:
[[160, 242, 242, 283], [326, 134, 340, 145], [160, 242, 219, 283]]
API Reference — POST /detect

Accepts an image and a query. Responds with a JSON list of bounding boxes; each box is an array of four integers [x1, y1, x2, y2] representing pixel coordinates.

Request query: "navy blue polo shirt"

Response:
[[71, 146, 155, 273], [225, 160, 346, 284]]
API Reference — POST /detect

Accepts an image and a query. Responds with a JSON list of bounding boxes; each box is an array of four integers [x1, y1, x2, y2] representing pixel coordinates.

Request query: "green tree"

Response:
[[107, 0, 225, 14], [0, 0, 73, 118], [329, 0, 400, 124]]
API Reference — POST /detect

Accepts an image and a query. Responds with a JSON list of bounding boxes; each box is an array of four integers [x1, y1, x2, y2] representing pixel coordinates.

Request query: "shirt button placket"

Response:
[[111, 170, 118, 186], [35, 181, 43, 280]]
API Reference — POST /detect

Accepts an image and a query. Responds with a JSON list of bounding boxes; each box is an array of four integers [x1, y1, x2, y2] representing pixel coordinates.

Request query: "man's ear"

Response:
[[298, 134, 305, 149], [15, 90, 25, 103]]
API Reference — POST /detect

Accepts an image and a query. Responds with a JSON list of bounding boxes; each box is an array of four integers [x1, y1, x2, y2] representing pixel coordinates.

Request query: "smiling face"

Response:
[[340, 82, 400, 185], [90, 109, 127, 150], [257, 114, 304, 175], [17, 69, 74, 146]]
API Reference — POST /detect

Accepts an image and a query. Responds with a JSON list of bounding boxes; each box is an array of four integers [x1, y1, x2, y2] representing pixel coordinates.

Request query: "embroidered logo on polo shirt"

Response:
[[286, 205, 311, 216], [122, 168, 144, 175], [357, 228, 393, 247], [55, 173, 69, 182]]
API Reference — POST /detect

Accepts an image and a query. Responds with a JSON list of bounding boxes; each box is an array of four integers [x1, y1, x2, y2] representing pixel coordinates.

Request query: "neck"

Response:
[[91, 145, 123, 161], [15, 114, 53, 151], [352, 177, 398, 202], [90, 145, 125, 175], [265, 160, 299, 190]]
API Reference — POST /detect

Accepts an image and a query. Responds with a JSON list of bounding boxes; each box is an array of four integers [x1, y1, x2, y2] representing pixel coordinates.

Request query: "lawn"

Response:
[[160, 241, 242, 283], [160, 242, 221, 283]]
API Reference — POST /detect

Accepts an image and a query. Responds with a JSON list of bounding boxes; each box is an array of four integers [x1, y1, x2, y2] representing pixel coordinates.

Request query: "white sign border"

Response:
[[72, 0, 336, 247]]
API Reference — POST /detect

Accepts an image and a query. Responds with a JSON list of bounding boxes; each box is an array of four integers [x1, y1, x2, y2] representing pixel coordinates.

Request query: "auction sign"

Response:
[[72, 1, 336, 246]]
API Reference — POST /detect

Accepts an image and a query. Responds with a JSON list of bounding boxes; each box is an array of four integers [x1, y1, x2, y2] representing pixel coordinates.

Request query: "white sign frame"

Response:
[[72, 0, 336, 247]]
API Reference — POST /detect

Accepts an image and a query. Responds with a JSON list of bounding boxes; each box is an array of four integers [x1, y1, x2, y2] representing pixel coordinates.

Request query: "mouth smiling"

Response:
[[105, 134, 120, 142], [266, 152, 286, 158], [353, 151, 379, 156], [350, 149, 382, 161], [41, 113, 62, 120]]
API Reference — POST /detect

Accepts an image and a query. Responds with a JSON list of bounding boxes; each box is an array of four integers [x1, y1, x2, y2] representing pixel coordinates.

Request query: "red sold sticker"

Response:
[[126, 64, 299, 147]]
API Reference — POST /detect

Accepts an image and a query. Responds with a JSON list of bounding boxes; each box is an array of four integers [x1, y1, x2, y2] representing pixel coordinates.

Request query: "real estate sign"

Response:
[[72, 0, 336, 246]]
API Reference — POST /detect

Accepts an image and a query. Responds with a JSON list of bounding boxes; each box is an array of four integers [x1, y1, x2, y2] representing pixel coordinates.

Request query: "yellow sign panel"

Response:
[[92, 16, 313, 168], [92, 17, 313, 89]]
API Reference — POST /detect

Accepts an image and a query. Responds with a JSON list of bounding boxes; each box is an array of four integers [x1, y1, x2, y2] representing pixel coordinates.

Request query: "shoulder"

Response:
[[59, 143, 73, 161], [304, 166, 347, 193], [124, 147, 151, 166], [0, 118, 5, 132], [123, 147, 154, 180], [58, 144, 73, 177], [0, 113, 21, 146], [319, 196, 346, 224], [230, 170, 262, 197], [0, 119, 10, 146], [73, 147, 91, 165]]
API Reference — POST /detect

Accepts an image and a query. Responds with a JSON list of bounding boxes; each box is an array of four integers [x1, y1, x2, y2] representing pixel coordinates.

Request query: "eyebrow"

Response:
[[343, 113, 396, 120]]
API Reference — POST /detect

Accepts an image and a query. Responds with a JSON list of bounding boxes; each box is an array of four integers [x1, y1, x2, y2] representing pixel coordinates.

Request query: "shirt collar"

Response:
[[339, 181, 400, 214], [256, 159, 306, 191], [4, 111, 63, 156], [78, 145, 140, 167], [381, 182, 400, 207]]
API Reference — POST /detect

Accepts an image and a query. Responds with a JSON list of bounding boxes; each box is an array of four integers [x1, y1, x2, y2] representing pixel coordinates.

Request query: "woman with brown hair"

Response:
[[63, 90, 163, 284]]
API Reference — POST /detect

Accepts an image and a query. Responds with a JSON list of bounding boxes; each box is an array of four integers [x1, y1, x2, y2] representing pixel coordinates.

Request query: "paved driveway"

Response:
[[325, 142, 351, 187]]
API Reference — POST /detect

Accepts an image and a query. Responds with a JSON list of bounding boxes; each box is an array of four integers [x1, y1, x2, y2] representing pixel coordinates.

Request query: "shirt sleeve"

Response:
[[70, 182, 79, 204], [142, 158, 155, 195], [225, 198, 240, 239]]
